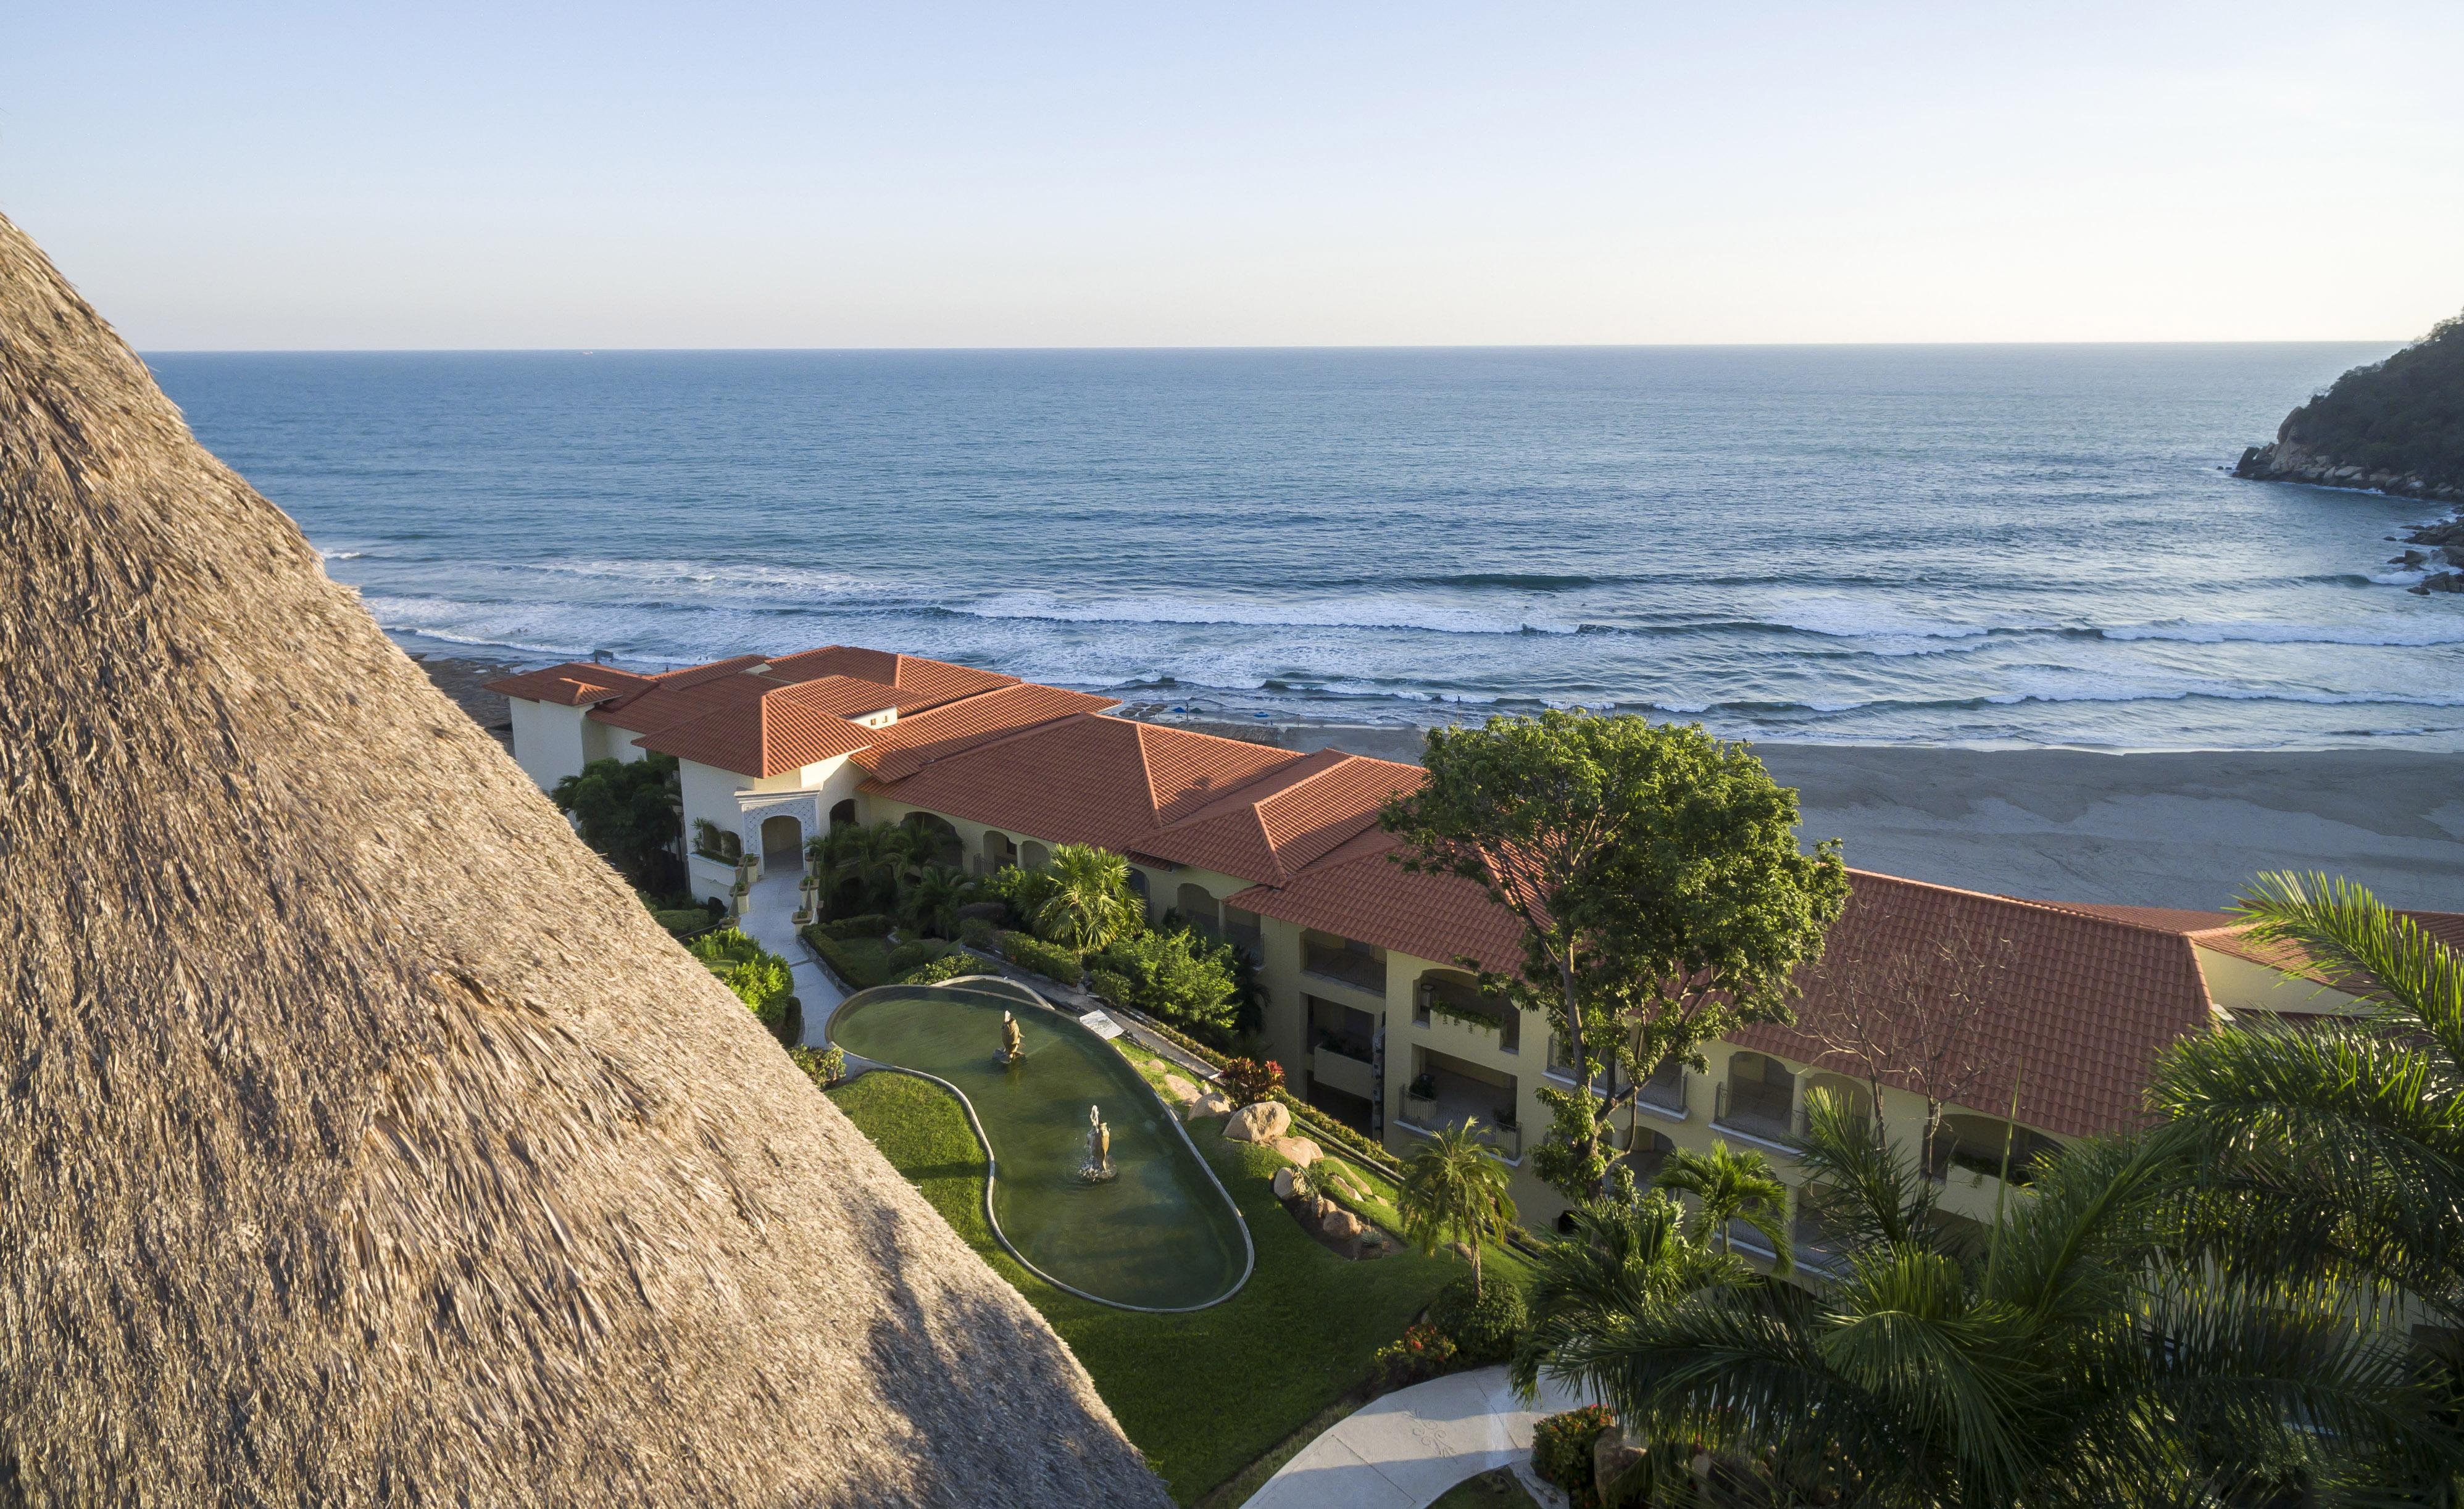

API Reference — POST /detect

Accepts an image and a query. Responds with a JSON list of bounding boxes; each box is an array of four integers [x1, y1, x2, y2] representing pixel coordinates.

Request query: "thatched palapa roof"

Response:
[[0, 212, 1169, 1505]]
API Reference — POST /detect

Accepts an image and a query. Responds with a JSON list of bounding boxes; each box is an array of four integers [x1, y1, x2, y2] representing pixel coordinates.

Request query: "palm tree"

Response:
[[1535, 1092, 2428, 1506], [1652, 1139, 1792, 1273], [901, 865, 971, 940], [1033, 843, 1139, 954], [807, 825, 865, 915], [1397, 1120, 1518, 1296]]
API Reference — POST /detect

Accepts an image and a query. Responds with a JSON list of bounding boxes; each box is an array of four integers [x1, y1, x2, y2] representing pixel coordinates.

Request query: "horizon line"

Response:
[[138, 337, 2413, 357]]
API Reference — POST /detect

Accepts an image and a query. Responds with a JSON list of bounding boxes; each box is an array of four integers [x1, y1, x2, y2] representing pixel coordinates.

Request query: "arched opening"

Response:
[[1800, 1071, 1873, 1141], [1937, 1113, 2060, 1187], [1176, 883, 1220, 938], [1020, 840, 1051, 870], [760, 813, 802, 869], [1417, 967, 1517, 1052], [983, 831, 1018, 871], [1625, 1127, 1676, 1182], [901, 811, 964, 868], [829, 798, 857, 832], [1718, 1052, 1796, 1142]]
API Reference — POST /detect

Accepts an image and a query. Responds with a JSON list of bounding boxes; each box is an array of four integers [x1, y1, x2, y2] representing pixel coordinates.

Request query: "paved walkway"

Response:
[[739, 865, 841, 1044], [1243, 1365, 1583, 1509]]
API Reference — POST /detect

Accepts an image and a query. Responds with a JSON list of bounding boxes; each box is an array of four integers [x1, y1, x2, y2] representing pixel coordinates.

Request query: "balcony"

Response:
[[1302, 941, 1387, 997], [1712, 1080, 1797, 1147], [1634, 1064, 1689, 1119], [1415, 975, 1518, 1054], [1397, 1057, 1521, 1162]]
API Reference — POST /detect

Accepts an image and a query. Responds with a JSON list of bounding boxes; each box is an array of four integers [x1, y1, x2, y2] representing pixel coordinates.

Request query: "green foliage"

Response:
[[978, 861, 1059, 928], [817, 912, 891, 940], [685, 926, 793, 1029], [651, 907, 717, 937], [996, 928, 1083, 984], [1650, 1139, 1792, 1273], [1033, 842, 1142, 953], [1430, 1274, 1526, 1365], [551, 753, 684, 890], [789, 1044, 844, 1089], [1531, 1406, 1616, 1509], [1084, 966, 1136, 1005], [884, 937, 954, 976], [1370, 1321, 1460, 1393], [899, 864, 973, 939], [1383, 711, 1849, 1202], [1398, 1121, 1519, 1295], [1089, 926, 1240, 1041], [2278, 311, 2464, 483], [893, 952, 980, 986], [959, 915, 1003, 952], [689, 817, 740, 863], [1219, 1057, 1284, 1106]]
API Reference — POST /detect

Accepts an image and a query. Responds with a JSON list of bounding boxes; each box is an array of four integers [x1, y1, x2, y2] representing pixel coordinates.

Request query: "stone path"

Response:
[[1242, 1365, 1583, 1509], [739, 865, 841, 1043]]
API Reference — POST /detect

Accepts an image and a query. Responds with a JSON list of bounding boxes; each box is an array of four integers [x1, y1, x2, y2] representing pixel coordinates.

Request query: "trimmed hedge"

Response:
[[651, 907, 717, 938], [893, 954, 980, 986], [959, 916, 1002, 952], [790, 1044, 845, 1089], [818, 913, 891, 940], [884, 937, 954, 975], [801, 928, 878, 989], [997, 929, 1083, 985], [1532, 1406, 1617, 1509], [1085, 966, 1136, 1005]]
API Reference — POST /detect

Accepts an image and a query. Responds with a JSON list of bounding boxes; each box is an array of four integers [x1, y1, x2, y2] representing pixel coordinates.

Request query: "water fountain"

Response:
[[1078, 1103, 1116, 1183]]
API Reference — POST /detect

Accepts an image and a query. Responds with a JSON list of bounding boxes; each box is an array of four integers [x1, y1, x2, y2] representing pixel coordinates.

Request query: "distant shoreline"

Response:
[[414, 652, 2463, 913]]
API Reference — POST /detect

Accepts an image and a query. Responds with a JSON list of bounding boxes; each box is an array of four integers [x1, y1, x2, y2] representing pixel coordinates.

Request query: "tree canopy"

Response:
[[2278, 309, 2464, 483], [550, 752, 683, 892], [1383, 712, 1849, 1200]]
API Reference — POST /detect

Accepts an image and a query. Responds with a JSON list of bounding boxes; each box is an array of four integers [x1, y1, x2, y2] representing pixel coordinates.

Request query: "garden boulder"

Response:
[[1321, 1208, 1364, 1241], [1271, 1166, 1299, 1199], [1223, 1101, 1291, 1144], [1159, 1073, 1199, 1106], [1189, 1087, 1235, 1119], [1268, 1136, 1322, 1168]]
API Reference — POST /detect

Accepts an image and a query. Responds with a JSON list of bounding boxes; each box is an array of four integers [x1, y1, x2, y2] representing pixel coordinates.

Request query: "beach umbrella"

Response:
[[0, 212, 1167, 1506]]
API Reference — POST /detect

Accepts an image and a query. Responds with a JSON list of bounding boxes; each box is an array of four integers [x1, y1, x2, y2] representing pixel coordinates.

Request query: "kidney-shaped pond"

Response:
[[829, 979, 1251, 1312]]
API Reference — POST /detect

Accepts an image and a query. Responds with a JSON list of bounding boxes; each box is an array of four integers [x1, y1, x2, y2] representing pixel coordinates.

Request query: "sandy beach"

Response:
[[416, 656, 2462, 913], [1179, 720, 2464, 913]]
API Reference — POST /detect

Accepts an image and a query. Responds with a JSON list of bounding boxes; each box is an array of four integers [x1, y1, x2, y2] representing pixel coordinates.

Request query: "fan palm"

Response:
[[1544, 1093, 2430, 1507], [1653, 1139, 1793, 1273], [807, 825, 867, 915], [1397, 1120, 1518, 1295], [1033, 843, 1139, 954], [901, 865, 971, 940]]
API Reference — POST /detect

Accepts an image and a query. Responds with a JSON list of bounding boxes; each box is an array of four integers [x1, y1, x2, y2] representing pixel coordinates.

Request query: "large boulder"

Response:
[[1159, 1073, 1199, 1107], [1321, 1208, 1364, 1241], [1271, 1166, 1299, 1200], [1596, 1434, 1647, 1502], [1223, 1100, 1291, 1144], [1268, 1136, 1323, 1168], [1189, 1087, 1236, 1119]]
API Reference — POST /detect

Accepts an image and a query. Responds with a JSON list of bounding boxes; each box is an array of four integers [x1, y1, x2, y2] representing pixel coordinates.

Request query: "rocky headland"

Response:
[[2233, 311, 2464, 594]]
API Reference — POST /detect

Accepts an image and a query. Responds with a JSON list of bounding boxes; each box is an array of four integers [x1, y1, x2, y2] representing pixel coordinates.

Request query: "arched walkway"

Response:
[[1244, 1364, 1584, 1509]]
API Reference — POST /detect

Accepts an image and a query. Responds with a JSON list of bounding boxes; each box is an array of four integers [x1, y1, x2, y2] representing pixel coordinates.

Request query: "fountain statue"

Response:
[[1078, 1102, 1116, 1184], [997, 1010, 1024, 1066]]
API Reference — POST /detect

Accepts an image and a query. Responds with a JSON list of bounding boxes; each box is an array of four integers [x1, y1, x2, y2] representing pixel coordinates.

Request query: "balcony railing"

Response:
[[1398, 1094, 1522, 1161], [1712, 1081, 1797, 1146], [1302, 943, 1386, 996], [1635, 1068, 1689, 1117], [1416, 992, 1520, 1053], [1314, 1031, 1374, 1064]]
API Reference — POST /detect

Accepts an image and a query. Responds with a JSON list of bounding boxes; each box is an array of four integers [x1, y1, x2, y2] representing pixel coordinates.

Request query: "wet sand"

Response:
[[1185, 720, 2464, 913]]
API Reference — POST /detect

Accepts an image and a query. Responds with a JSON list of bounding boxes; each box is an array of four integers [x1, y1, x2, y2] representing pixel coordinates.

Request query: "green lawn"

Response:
[[829, 1068, 1526, 1504], [1430, 1466, 1544, 1509]]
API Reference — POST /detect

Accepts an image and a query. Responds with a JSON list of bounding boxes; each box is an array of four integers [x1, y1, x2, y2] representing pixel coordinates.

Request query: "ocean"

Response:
[[146, 345, 2464, 752]]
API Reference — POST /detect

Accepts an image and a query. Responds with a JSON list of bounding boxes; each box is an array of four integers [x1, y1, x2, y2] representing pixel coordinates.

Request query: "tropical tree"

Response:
[[1526, 1094, 2432, 1507], [1651, 1139, 1793, 1273], [1033, 843, 1140, 954], [807, 824, 867, 915], [550, 752, 683, 891], [1382, 712, 1849, 1202], [900, 864, 972, 939], [2147, 872, 2464, 1499], [1397, 1121, 1518, 1296]]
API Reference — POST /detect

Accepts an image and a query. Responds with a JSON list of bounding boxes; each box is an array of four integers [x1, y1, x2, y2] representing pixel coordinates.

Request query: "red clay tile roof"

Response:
[[853, 685, 1120, 782], [483, 662, 657, 706], [633, 688, 878, 776], [761, 646, 1018, 710], [764, 675, 907, 721], [1228, 827, 1526, 974], [1145, 752, 1423, 883]]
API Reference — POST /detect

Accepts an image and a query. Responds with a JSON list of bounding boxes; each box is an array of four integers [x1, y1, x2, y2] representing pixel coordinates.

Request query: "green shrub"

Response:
[[802, 928, 885, 989], [1430, 1275, 1527, 1366], [790, 1044, 845, 1089], [884, 937, 953, 975], [998, 929, 1083, 984], [820, 913, 891, 940], [652, 908, 715, 937], [1085, 967, 1136, 1005], [959, 916, 1002, 952], [1532, 1405, 1617, 1509], [1369, 1321, 1459, 1393], [893, 954, 979, 986], [979, 863, 1059, 927], [1089, 926, 1238, 1041], [687, 926, 792, 1029]]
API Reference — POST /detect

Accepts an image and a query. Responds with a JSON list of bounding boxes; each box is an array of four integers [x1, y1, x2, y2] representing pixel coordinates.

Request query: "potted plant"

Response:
[[1408, 1071, 1437, 1102]]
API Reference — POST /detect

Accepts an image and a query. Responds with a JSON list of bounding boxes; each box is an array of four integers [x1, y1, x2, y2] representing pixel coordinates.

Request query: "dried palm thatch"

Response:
[[0, 212, 1169, 1505]]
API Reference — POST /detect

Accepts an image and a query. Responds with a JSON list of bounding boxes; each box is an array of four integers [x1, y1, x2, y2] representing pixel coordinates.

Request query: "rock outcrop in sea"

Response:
[[2233, 309, 2464, 595]]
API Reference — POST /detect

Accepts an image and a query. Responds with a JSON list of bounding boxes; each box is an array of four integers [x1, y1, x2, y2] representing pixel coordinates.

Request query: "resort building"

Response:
[[491, 646, 2455, 1247]]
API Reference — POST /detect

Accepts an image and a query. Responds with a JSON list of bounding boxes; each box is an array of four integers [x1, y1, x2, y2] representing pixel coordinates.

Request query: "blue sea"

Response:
[[147, 346, 2464, 752]]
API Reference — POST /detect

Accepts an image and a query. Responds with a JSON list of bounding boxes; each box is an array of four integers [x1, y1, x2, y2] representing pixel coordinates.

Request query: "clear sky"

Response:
[[7, 1, 2460, 349]]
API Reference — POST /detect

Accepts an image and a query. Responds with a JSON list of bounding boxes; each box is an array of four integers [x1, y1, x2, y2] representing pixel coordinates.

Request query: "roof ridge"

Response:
[[2012, 894, 2254, 939]]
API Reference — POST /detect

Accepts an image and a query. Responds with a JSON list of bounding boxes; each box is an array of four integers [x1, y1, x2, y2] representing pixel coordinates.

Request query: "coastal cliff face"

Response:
[[2233, 310, 2464, 594]]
